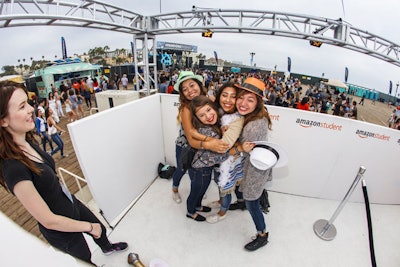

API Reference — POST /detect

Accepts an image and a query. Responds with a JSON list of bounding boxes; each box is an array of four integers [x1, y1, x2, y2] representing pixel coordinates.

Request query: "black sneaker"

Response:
[[244, 233, 269, 251], [102, 242, 128, 255], [229, 201, 246, 210]]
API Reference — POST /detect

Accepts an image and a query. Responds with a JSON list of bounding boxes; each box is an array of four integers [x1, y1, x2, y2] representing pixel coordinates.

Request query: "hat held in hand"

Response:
[[250, 141, 288, 170]]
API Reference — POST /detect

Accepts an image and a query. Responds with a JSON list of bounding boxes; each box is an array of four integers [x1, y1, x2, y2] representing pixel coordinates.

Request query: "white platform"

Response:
[[90, 174, 400, 267]]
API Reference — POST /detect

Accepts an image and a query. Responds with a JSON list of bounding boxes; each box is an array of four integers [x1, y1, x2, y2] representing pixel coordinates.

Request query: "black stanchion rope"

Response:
[[362, 182, 377, 267]]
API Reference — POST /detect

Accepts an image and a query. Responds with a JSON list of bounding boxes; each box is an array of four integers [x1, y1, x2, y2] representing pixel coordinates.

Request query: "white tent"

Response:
[[323, 78, 348, 89]]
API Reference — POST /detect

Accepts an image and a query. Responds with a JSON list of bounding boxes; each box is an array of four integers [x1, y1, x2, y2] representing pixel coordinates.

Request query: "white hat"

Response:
[[250, 141, 288, 170]]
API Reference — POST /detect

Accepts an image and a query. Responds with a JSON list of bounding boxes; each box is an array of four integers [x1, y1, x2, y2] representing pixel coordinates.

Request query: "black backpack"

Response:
[[260, 189, 270, 214], [158, 163, 176, 179]]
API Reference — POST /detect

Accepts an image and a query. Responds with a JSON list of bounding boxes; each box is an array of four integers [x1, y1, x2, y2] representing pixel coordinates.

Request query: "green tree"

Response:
[[1, 65, 17, 75]]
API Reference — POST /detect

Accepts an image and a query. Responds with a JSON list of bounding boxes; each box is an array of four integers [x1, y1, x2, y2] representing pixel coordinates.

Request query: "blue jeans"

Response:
[[41, 131, 54, 152], [172, 145, 185, 189], [186, 167, 212, 215], [51, 133, 64, 156], [221, 193, 232, 212], [245, 198, 266, 233]]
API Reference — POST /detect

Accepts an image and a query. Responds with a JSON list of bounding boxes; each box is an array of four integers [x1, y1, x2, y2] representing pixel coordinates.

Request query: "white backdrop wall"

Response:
[[69, 94, 400, 226], [68, 95, 164, 226], [161, 95, 400, 204]]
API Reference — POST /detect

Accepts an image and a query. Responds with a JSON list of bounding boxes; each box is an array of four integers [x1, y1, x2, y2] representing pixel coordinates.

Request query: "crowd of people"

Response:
[[157, 69, 364, 121]]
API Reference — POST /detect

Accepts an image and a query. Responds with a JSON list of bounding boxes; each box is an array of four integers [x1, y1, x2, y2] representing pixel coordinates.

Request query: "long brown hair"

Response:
[[190, 95, 222, 136], [237, 89, 272, 130], [177, 78, 207, 122], [0, 81, 40, 190]]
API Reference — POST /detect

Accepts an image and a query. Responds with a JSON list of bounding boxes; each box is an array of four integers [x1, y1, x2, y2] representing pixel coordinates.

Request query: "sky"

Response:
[[1, 0, 399, 94]]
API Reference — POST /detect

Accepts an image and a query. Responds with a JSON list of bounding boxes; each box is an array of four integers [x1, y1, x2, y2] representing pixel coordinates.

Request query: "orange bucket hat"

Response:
[[235, 77, 265, 98]]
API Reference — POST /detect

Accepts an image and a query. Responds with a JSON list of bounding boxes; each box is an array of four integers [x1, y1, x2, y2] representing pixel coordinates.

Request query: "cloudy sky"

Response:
[[1, 0, 399, 94]]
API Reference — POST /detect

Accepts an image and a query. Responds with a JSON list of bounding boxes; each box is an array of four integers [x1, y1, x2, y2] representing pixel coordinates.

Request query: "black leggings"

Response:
[[85, 97, 92, 108], [42, 197, 112, 265]]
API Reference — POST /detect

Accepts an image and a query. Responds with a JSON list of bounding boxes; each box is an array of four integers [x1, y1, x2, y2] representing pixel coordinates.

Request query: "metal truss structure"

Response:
[[1, 1, 399, 92]]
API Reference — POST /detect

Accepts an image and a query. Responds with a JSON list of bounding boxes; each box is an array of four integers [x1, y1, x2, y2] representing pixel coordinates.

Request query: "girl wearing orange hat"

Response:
[[235, 77, 273, 251]]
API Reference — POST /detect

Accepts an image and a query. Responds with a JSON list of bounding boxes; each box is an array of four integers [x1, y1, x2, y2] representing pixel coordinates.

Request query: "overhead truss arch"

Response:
[[0, 0, 144, 33], [148, 9, 400, 66], [0, 1, 399, 67]]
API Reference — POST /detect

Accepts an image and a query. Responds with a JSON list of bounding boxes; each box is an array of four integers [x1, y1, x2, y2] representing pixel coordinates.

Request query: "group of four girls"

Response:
[[172, 71, 273, 251]]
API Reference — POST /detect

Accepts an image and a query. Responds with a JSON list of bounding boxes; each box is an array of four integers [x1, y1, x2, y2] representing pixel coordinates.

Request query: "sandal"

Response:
[[186, 213, 206, 222], [196, 206, 211, 212]]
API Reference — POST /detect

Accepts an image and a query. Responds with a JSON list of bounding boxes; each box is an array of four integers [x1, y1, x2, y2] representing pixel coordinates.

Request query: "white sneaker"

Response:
[[206, 213, 227, 224], [207, 200, 221, 209], [172, 192, 182, 204]]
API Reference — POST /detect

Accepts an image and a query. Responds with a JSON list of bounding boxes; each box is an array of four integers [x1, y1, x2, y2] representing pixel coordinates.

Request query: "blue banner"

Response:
[[287, 57, 291, 72], [389, 80, 392, 95], [214, 51, 218, 65], [131, 41, 135, 57], [61, 37, 67, 59]]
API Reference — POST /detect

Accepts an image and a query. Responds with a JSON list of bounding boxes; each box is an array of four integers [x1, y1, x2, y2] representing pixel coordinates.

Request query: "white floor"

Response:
[[90, 175, 400, 267]]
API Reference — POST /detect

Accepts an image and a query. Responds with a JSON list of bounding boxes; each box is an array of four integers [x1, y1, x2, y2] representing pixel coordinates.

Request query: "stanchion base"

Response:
[[313, 219, 337, 241]]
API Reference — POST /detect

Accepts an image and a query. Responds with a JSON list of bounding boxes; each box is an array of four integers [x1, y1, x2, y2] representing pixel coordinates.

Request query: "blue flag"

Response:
[[389, 80, 392, 95], [287, 57, 291, 72], [61, 37, 67, 59], [214, 51, 218, 65]]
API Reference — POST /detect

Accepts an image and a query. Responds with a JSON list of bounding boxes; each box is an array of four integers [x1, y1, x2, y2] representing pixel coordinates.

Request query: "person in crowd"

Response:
[[393, 117, 400, 130], [121, 74, 129, 90], [75, 89, 85, 119], [82, 80, 92, 110], [48, 91, 60, 123], [388, 109, 397, 128], [204, 82, 245, 223], [0, 81, 128, 265], [187, 95, 252, 222], [167, 81, 175, 94], [45, 108, 67, 159], [68, 89, 79, 119], [234, 77, 273, 251], [158, 71, 169, 93], [297, 96, 310, 111], [171, 71, 229, 204], [359, 94, 365, 105], [113, 72, 120, 89], [54, 88, 65, 118], [92, 78, 100, 93], [35, 107, 54, 154], [64, 96, 77, 123], [102, 77, 108, 91], [350, 101, 358, 119]]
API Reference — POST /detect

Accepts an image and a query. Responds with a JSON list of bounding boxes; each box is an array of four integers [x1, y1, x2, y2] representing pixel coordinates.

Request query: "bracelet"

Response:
[[203, 136, 208, 141], [200, 141, 204, 149], [87, 223, 93, 233]]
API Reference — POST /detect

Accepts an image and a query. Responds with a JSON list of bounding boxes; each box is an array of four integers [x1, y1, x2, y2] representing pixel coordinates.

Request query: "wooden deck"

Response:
[[0, 93, 395, 243]]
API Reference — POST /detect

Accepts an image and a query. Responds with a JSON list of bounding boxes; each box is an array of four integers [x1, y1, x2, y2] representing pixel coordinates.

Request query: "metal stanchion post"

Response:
[[313, 166, 366, 241]]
